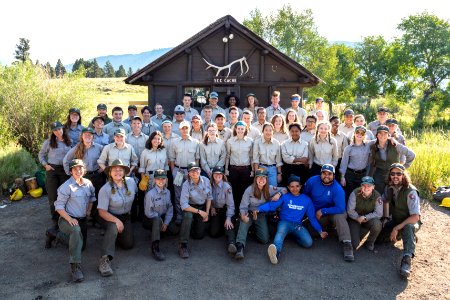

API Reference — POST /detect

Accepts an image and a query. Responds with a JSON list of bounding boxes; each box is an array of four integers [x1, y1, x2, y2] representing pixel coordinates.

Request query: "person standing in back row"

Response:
[[266, 91, 286, 120]]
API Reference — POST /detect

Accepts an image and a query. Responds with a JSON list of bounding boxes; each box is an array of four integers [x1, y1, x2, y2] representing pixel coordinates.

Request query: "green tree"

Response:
[[104, 60, 115, 77], [55, 59, 66, 78], [354, 36, 395, 109], [127, 67, 133, 77], [115, 65, 126, 77], [44, 62, 55, 78], [14, 38, 31, 63], [86, 59, 103, 78], [396, 12, 450, 128], [72, 58, 86, 73]]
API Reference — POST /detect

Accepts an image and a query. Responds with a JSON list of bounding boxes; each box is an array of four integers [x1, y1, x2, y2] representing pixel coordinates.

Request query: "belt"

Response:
[[67, 216, 87, 221], [86, 170, 99, 175], [347, 167, 366, 174], [260, 164, 276, 167], [230, 165, 250, 169], [190, 203, 206, 209], [145, 171, 154, 174], [175, 165, 187, 169], [112, 213, 130, 221]]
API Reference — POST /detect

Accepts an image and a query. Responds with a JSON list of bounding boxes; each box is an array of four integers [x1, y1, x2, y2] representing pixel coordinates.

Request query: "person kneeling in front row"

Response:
[[143, 169, 178, 261], [178, 162, 212, 258], [347, 176, 383, 251], [256, 175, 327, 264]]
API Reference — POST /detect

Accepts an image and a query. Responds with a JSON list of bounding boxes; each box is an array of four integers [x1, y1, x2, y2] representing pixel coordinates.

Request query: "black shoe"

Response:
[[400, 255, 412, 278], [234, 243, 244, 260], [45, 227, 58, 249], [343, 242, 355, 262], [152, 241, 165, 261], [70, 263, 84, 283]]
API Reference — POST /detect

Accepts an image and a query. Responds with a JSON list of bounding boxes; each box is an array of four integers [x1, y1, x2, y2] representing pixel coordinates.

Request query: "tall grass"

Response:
[[406, 129, 450, 199], [0, 143, 38, 188]]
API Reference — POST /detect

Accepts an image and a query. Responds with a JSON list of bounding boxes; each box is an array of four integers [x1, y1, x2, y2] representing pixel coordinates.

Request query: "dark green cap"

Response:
[[355, 126, 367, 133], [246, 93, 256, 98], [114, 128, 126, 136], [50, 121, 63, 131], [187, 162, 200, 172], [212, 166, 225, 174], [82, 127, 94, 134], [104, 159, 130, 175], [255, 168, 268, 177], [97, 103, 107, 110], [69, 107, 81, 115], [69, 159, 85, 170], [386, 118, 398, 125], [377, 125, 389, 133], [377, 107, 389, 113], [287, 175, 301, 184], [154, 169, 167, 179], [128, 105, 137, 110]]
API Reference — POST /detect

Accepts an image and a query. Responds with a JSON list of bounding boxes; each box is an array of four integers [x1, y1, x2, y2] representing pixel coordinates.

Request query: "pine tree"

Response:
[[55, 59, 66, 78], [86, 59, 103, 78], [14, 38, 31, 63], [127, 67, 133, 77], [72, 58, 86, 72], [115, 65, 126, 77], [45, 62, 55, 78], [104, 60, 115, 77]]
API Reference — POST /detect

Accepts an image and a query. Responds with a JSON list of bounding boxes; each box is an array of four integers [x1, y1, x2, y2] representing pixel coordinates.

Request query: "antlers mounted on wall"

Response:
[[203, 56, 249, 78]]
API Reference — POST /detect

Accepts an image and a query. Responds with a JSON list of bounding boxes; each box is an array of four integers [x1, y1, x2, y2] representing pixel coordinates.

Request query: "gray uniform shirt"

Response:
[[240, 185, 286, 214], [54, 177, 96, 218], [281, 138, 309, 164], [151, 114, 169, 128], [169, 136, 200, 168], [38, 139, 72, 166], [252, 137, 282, 167], [126, 132, 149, 159], [339, 143, 371, 175], [347, 190, 383, 220], [226, 136, 253, 167], [141, 121, 159, 136], [97, 143, 138, 167], [67, 124, 84, 146], [97, 178, 137, 215], [103, 121, 131, 142], [180, 176, 213, 210], [63, 143, 103, 174], [266, 106, 286, 120], [139, 148, 168, 173], [308, 137, 339, 167], [200, 138, 226, 174], [217, 127, 232, 143], [93, 131, 110, 146], [144, 186, 173, 224], [212, 181, 235, 218], [331, 131, 350, 159]]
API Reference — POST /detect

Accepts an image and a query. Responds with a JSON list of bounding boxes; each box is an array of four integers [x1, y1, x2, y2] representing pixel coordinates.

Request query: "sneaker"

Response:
[[365, 241, 375, 251], [267, 244, 278, 265], [178, 243, 189, 259], [70, 263, 84, 283], [234, 243, 244, 260], [400, 255, 412, 278], [45, 227, 58, 249], [343, 242, 355, 262], [98, 255, 113, 277], [152, 241, 166, 261], [227, 243, 237, 254]]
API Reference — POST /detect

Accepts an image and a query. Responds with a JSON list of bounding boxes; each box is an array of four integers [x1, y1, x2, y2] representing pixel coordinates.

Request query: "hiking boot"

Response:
[[178, 243, 189, 259], [365, 241, 375, 251], [227, 243, 237, 254], [267, 244, 278, 265], [45, 227, 58, 249], [70, 263, 84, 283], [234, 243, 244, 260], [152, 241, 165, 261], [98, 255, 113, 277], [343, 242, 355, 262], [400, 255, 412, 278]]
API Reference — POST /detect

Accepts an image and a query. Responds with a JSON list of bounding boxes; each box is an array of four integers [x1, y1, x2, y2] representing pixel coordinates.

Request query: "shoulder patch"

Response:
[[409, 193, 416, 200], [227, 188, 232, 194], [273, 186, 278, 191], [377, 198, 383, 205]]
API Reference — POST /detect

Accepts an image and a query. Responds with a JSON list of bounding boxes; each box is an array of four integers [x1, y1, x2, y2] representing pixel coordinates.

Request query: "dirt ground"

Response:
[[0, 195, 449, 300]]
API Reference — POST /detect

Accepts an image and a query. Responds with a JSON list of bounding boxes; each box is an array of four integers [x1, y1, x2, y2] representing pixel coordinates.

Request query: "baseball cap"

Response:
[[128, 105, 137, 110], [287, 175, 301, 184], [344, 109, 355, 116], [361, 176, 375, 186], [355, 126, 367, 133], [377, 107, 389, 113], [82, 127, 94, 134], [174, 105, 184, 113], [246, 93, 256, 98], [69, 159, 85, 170], [154, 169, 168, 179], [97, 103, 107, 110], [377, 125, 389, 133], [69, 107, 81, 115], [386, 118, 398, 125], [321, 164, 335, 174], [215, 113, 226, 119], [161, 120, 172, 126], [212, 166, 225, 174], [179, 120, 190, 129], [114, 128, 126, 136], [235, 121, 246, 127], [191, 115, 202, 122], [92, 116, 105, 124], [131, 116, 142, 122], [187, 162, 200, 172], [255, 168, 268, 177], [209, 91, 219, 98], [50, 121, 63, 131], [315, 97, 324, 103], [389, 163, 405, 171]]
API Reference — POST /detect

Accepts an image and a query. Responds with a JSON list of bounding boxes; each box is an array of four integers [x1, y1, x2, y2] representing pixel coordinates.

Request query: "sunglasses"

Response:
[[355, 130, 366, 135], [390, 172, 403, 176]]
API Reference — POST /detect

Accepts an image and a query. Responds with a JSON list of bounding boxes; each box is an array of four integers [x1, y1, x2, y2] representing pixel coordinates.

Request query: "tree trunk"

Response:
[[365, 97, 372, 111], [414, 89, 433, 129], [328, 101, 333, 116]]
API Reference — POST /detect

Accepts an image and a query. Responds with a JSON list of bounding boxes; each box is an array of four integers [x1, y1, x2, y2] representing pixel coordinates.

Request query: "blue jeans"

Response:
[[264, 165, 278, 187], [273, 220, 313, 255]]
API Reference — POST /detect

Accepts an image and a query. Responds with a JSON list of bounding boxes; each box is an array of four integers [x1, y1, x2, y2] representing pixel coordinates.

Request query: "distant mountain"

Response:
[[65, 48, 172, 73]]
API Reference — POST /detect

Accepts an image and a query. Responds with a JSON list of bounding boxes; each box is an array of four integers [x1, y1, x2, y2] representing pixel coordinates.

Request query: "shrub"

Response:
[[0, 62, 93, 158], [0, 143, 38, 188]]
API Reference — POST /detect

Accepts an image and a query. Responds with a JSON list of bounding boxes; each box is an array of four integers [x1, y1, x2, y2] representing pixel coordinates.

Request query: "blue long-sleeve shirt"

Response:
[[258, 193, 322, 234], [303, 175, 345, 216]]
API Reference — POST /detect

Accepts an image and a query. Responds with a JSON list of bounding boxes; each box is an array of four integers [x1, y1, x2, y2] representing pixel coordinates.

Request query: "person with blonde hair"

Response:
[[308, 121, 338, 177], [270, 114, 289, 144], [200, 123, 226, 178]]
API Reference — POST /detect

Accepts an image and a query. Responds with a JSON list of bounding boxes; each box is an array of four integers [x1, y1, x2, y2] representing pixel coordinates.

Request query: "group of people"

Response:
[[38, 90, 420, 283]]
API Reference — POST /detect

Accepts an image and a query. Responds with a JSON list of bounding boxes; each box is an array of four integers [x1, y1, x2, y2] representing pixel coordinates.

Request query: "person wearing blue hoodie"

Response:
[[303, 164, 354, 262], [256, 175, 328, 264]]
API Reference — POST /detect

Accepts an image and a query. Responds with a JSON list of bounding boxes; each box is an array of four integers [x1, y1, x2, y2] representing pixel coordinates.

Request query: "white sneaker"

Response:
[[268, 244, 278, 264]]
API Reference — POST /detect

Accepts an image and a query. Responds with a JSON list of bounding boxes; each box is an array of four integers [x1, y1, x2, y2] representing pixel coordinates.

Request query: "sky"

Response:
[[0, 0, 449, 66]]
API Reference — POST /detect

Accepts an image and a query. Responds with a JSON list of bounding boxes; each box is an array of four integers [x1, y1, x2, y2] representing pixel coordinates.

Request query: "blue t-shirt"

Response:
[[303, 175, 345, 216]]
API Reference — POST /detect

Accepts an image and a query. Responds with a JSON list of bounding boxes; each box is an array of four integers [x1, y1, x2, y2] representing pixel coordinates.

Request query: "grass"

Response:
[[406, 129, 450, 199], [0, 143, 38, 189]]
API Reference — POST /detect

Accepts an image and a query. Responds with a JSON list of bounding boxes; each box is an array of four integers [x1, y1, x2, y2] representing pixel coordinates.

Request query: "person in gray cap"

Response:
[[97, 128, 138, 175], [39, 121, 72, 232], [347, 176, 382, 251], [103, 106, 131, 142], [338, 109, 356, 138], [172, 105, 186, 136], [178, 162, 213, 258], [123, 105, 138, 125], [377, 164, 421, 279], [209, 166, 237, 254], [256, 175, 327, 264], [97, 159, 137, 277], [142, 169, 177, 261], [53, 159, 96, 282], [369, 125, 415, 194], [234, 168, 286, 260], [368, 107, 390, 136], [303, 164, 354, 262], [64, 108, 84, 146], [201, 91, 225, 120]]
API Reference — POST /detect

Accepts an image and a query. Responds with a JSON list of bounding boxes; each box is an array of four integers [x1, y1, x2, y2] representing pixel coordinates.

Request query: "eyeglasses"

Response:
[[390, 172, 403, 177], [306, 120, 316, 124]]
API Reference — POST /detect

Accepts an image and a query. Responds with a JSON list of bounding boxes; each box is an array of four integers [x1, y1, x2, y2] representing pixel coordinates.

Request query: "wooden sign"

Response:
[[213, 76, 238, 84]]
